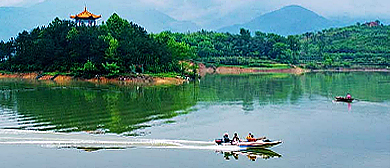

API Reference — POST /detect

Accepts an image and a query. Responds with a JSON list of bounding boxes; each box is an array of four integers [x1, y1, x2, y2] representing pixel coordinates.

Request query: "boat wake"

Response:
[[0, 129, 282, 161], [0, 129, 241, 151]]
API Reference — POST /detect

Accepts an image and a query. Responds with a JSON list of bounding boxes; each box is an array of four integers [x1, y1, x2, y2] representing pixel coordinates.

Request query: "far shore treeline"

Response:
[[0, 14, 389, 78]]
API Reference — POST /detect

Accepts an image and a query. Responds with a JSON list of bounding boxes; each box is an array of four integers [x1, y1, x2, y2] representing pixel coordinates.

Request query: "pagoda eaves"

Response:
[[70, 7, 101, 26]]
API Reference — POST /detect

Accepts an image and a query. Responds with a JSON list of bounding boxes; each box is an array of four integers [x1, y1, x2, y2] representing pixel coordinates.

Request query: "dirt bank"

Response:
[[0, 72, 187, 86], [198, 63, 309, 75]]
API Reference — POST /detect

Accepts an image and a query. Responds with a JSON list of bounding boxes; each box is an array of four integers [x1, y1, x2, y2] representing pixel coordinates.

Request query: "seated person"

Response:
[[246, 133, 267, 142], [246, 133, 257, 142], [346, 93, 352, 99], [232, 132, 241, 143], [223, 133, 230, 143]]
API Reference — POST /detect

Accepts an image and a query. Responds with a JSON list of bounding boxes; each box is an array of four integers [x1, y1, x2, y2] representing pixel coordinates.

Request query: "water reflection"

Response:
[[0, 79, 198, 135], [218, 148, 282, 161], [348, 103, 352, 111], [332, 100, 353, 111], [200, 72, 390, 110], [0, 72, 389, 135], [73, 147, 126, 152]]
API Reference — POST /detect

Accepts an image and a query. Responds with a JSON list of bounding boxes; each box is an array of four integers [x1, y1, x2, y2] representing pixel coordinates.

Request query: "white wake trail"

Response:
[[0, 129, 236, 151]]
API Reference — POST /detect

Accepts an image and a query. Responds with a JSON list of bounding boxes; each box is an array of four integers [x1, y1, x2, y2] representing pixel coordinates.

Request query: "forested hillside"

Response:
[[0, 14, 195, 78], [171, 22, 390, 69], [1, 16, 389, 78], [300, 21, 390, 68], [168, 29, 299, 68], [0, 0, 200, 41]]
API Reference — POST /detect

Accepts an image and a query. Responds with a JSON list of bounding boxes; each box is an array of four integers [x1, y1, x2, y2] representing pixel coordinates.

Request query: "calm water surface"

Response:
[[0, 72, 389, 168]]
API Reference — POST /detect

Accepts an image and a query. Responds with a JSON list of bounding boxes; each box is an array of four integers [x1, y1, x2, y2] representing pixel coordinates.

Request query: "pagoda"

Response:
[[70, 7, 101, 26]]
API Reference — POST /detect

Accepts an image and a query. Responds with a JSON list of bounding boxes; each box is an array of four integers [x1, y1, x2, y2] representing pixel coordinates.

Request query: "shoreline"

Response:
[[198, 64, 309, 75], [1, 67, 389, 86], [198, 64, 390, 76], [0, 72, 187, 86]]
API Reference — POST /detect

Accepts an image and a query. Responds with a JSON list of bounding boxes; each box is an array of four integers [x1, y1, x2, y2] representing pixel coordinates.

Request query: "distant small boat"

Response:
[[335, 96, 354, 103]]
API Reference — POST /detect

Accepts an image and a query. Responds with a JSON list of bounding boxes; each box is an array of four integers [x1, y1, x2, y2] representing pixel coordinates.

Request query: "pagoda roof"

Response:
[[70, 7, 101, 20]]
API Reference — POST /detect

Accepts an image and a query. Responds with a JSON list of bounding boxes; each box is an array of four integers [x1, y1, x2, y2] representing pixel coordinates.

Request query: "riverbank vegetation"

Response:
[[1, 15, 389, 80], [165, 21, 390, 69]]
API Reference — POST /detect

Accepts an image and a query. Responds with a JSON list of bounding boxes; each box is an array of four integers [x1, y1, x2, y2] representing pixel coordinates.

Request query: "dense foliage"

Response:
[[299, 22, 390, 68], [0, 14, 194, 77], [168, 23, 390, 69], [168, 29, 300, 66]]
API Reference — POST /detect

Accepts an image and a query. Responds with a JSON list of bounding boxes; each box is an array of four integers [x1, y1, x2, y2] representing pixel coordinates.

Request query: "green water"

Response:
[[0, 79, 198, 135], [0, 72, 389, 168]]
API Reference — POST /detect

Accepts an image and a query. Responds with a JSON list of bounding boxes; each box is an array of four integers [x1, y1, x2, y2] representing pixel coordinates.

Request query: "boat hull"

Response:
[[335, 97, 354, 103], [216, 140, 282, 149], [236, 140, 282, 148]]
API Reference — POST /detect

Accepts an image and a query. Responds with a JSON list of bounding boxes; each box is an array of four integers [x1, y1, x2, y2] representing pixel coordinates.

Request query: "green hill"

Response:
[[173, 22, 390, 69], [0, 0, 199, 41], [299, 21, 390, 68]]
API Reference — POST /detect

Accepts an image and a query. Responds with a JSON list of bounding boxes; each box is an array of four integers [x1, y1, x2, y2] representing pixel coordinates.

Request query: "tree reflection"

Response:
[[0, 72, 389, 134], [217, 148, 282, 161], [199, 72, 390, 111], [0, 80, 198, 135]]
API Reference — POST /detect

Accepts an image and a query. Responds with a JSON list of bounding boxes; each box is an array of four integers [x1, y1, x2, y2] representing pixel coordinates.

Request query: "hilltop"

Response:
[[219, 5, 334, 35], [300, 21, 390, 68], [0, 0, 200, 41]]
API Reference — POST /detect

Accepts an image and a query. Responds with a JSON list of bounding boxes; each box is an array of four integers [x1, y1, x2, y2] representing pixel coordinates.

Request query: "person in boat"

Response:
[[346, 93, 352, 99], [246, 132, 267, 142], [223, 133, 230, 143], [232, 132, 241, 143], [246, 133, 257, 142]]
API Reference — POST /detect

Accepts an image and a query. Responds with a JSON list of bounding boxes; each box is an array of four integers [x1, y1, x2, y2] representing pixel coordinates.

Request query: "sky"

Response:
[[1, 0, 389, 20], [0, 0, 44, 7]]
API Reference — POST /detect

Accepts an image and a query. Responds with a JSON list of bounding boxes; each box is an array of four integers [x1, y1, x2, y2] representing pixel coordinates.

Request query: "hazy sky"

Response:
[[0, 0, 44, 7], [1, 0, 389, 20]]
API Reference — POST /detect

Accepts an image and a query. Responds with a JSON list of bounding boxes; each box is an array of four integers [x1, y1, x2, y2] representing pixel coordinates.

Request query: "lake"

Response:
[[0, 72, 389, 168]]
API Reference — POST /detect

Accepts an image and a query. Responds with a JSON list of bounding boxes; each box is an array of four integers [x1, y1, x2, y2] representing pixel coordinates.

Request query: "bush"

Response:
[[72, 60, 99, 78], [102, 62, 120, 78], [305, 62, 320, 69]]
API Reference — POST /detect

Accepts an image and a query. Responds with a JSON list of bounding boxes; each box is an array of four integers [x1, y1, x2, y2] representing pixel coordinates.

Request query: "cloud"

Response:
[[0, 0, 24, 6], [142, 0, 390, 19], [140, 0, 258, 21], [0, 0, 44, 7], [2, 0, 390, 19]]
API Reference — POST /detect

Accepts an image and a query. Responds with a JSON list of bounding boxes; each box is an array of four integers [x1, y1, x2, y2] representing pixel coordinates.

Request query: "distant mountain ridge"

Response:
[[2, 2, 389, 41], [219, 5, 334, 35]]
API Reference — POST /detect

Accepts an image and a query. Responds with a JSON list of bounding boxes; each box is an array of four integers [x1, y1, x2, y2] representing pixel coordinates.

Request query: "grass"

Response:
[[0, 70, 13, 74], [144, 72, 182, 78], [42, 72, 73, 76]]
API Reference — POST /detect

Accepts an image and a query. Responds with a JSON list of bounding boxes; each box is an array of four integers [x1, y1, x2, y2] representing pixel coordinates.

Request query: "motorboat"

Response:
[[335, 96, 354, 103], [215, 139, 282, 148]]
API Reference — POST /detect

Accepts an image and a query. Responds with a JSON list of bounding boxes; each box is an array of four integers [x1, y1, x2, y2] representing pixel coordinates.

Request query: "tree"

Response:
[[272, 42, 292, 63], [239, 28, 251, 41], [0, 40, 15, 63]]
